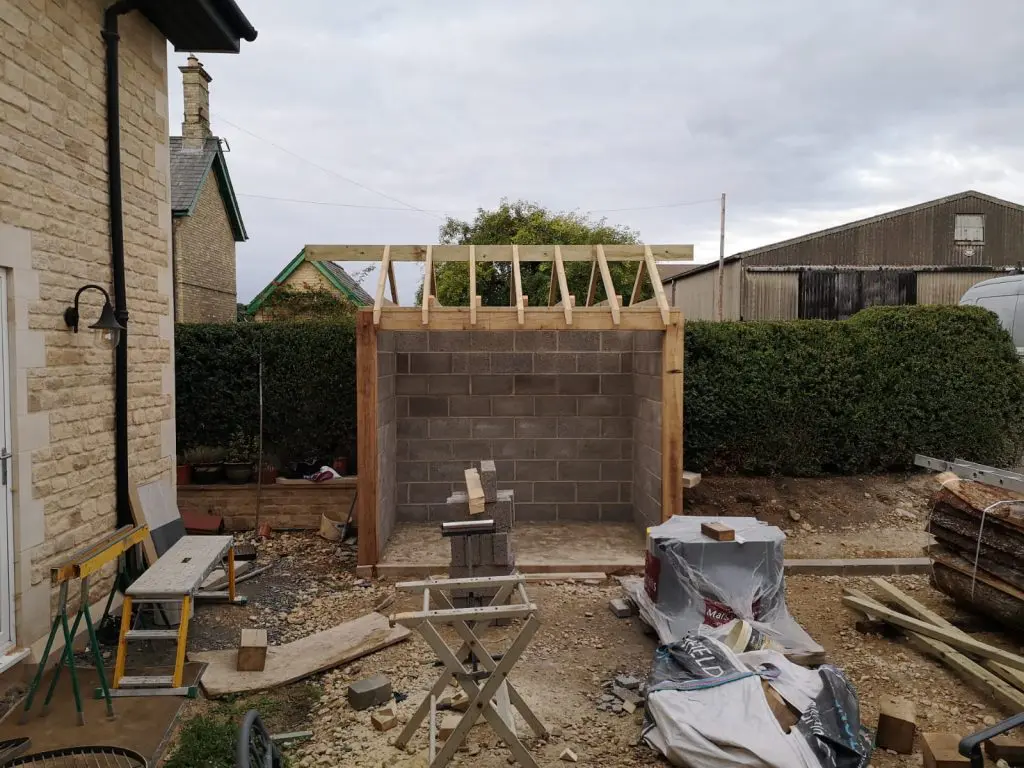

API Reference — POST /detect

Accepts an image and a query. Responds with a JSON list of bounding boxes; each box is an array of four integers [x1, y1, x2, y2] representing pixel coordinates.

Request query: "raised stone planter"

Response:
[[177, 477, 357, 532]]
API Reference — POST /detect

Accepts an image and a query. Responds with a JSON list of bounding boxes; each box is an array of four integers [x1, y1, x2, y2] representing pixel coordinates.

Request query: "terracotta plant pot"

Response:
[[332, 457, 348, 475], [257, 521, 272, 539], [176, 464, 192, 486]]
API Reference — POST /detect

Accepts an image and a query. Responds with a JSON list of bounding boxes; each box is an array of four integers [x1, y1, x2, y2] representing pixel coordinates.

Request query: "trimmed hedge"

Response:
[[176, 306, 1024, 475]]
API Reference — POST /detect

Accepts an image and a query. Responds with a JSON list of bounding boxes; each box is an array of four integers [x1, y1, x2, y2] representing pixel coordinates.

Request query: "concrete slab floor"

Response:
[[380, 522, 647, 572]]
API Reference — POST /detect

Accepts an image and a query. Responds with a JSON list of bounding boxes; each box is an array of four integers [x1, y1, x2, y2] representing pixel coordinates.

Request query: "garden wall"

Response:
[[177, 479, 357, 532]]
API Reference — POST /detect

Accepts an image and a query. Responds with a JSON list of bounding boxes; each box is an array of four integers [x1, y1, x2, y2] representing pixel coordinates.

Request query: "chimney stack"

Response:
[[179, 55, 212, 149]]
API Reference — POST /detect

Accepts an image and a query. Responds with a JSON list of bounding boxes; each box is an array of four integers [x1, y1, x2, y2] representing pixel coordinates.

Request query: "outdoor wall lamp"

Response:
[[64, 284, 124, 348]]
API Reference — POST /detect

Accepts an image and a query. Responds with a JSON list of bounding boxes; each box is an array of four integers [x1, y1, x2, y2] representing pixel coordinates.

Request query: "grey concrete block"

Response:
[[558, 375, 601, 395], [408, 396, 449, 418], [557, 460, 601, 481], [515, 417, 557, 439], [533, 353, 577, 374], [394, 396, 409, 418], [397, 461, 429, 483], [396, 331, 428, 352], [451, 439, 491, 459], [534, 482, 576, 502], [601, 331, 635, 352], [428, 417, 472, 439], [514, 503, 556, 521], [619, 483, 633, 503], [471, 375, 514, 396], [395, 375, 428, 395], [492, 438, 536, 459], [492, 396, 535, 417], [601, 503, 634, 522], [504, 481, 534, 502], [578, 438, 623, 460], [557, 417, 602, 438], [479, 459, 498, 502], [409, 353, 452, 374], [395, 504, 430, 522], [470, 331, 514, 351], [600, 460, 633, 481], [535, 439, 578, 460], [452, 352, 491, 374], [556, 503, 602, 521], [515, 331, 557, 351], [397, 419, 428, 439], [514, 375, 559, 395], [602, 417, 633, 439], [430, 461, 471, 482], [577, 352, 623, 374], [408, 483, 452, 504], [471, 418, 515, 439], [578, 396, 622, 417], [535, 396, 578, 416], [491, 532, 513, 565], [348, 675, 392, 711], [449, 396, 492, 417], [609, 598, 634, 618], [450, 536, 467, 567], [558, 331, 600, 351], [491, 353, 533, 374], [634, 331, 663, 351], [483, 491, 515, 531], [466, 536, 481, 566], [578, 481, 620, 502], [429, 331, 471, 352], [601, 374, 634, 395], [515, 460, 558, 481], [405, 439, 453, 460], [428, 375, 470, 395]]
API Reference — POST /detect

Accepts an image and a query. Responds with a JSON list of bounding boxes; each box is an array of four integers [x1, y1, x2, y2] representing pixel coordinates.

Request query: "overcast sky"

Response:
[[167, 1, 1024, 305]]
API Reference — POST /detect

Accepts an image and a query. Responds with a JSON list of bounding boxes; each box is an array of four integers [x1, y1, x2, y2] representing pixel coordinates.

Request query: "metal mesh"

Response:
[[1, 745, 146, 767]]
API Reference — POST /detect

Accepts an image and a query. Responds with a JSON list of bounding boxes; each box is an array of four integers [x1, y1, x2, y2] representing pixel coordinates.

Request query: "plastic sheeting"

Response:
[[624, 516, 822, 654], [642, 634, 872, 768]]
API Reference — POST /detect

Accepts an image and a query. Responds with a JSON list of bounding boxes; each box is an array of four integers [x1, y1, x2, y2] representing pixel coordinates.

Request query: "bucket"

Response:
[[319, 508, 345, 541]]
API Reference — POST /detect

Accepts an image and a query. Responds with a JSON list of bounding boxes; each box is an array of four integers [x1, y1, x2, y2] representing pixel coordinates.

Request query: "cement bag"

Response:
[[623, 516, 822, 655], [642, 634, 871, 768]]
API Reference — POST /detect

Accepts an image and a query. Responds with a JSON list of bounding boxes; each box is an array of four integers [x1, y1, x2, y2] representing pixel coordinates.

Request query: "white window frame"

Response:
[[954, 214, 985, 244]]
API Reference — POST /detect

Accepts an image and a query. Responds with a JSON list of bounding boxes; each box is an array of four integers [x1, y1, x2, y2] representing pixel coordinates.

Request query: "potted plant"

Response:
[[223, 430, 257, 484], [176, 454, 192, 486], [185, 446, 225, 484]]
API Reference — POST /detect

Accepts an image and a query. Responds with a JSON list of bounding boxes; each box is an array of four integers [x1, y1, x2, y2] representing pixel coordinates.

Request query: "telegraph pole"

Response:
[[717, 193, 726, 321]]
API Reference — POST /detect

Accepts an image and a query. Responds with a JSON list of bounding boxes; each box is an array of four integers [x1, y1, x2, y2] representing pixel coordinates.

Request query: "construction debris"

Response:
[[559, 747, 579, 762], [236, 628, 268, 672], [924, 469, 1024, 631], [370, 704, 398, 732], [608, 598, 633, 618], [700, 521, 735, 541], [348, 675, 393, 711], [985, 735, 1024, 764], [922, 731, 970, 767], [875, 695, 916, 754]]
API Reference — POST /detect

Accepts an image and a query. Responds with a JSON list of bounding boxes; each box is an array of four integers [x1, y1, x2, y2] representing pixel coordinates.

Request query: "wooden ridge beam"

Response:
[[595, 245, 620, 325], [306, 244, 695, 263], [372, 244, 392, 325]]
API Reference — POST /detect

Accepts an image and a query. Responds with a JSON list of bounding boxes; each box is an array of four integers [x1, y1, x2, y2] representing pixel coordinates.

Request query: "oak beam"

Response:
[[661, 316, 684, 521], [356, 312, 379, 566]]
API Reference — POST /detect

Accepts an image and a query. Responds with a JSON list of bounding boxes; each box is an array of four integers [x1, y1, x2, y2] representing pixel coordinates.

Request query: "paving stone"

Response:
[[347, 675, 392, 711], [614, 675, 641, 690]]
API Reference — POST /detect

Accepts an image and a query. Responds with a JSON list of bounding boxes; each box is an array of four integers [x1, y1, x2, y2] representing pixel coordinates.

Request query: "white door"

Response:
[[0, 271, 14, 648]]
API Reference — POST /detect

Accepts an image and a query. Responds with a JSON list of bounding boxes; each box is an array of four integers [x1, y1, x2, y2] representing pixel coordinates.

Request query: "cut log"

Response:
[[930, 547, 1024, 633]]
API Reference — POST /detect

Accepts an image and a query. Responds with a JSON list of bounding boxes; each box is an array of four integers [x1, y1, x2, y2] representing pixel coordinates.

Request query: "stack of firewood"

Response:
[[927, 472, 1024, 631]]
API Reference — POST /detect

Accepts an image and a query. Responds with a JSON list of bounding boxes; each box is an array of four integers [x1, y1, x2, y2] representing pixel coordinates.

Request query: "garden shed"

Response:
[[304, 244, 692, 569]]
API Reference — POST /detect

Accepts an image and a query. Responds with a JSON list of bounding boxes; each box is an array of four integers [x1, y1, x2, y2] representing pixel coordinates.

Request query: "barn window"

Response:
[[954, 214, 985, 243]]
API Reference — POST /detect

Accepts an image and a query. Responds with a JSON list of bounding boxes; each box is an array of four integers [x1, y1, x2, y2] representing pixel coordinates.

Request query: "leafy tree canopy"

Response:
[[421, 200, 651, 306]]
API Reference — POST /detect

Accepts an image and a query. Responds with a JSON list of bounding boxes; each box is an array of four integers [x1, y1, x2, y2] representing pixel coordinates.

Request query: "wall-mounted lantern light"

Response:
[[64, 284, 125, 348]]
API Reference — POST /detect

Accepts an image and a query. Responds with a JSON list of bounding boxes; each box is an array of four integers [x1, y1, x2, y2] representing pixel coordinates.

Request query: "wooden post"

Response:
[[661, 314, 684, 521], [512, 244, 524, 325], [421, 245, 433, 325], [468, 245, 477, 325], [356, 312, 379, 567], [373, 245, 392, 325]]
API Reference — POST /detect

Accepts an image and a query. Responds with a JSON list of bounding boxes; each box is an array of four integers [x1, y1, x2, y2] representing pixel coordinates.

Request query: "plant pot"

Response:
[[332, 458, 348, 475], [260, 466, 279, 485], [192, 463, 223, 484], [176, 464, 192, 486], [223, 462, 254, 485]]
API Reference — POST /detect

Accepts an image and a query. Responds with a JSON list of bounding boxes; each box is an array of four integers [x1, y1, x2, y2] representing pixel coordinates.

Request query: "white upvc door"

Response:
[[0, 271, 14, 649]]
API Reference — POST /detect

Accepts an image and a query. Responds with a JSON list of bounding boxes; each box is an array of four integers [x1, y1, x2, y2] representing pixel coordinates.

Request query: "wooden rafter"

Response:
[[585, 260, 598, 307], [594, 245, 620, 325], [629, 260, 646, 306], [553, 245, 572, 325], [469, 245, 477, 326], [511, 244, 525, 325], [372, 245, 392, 325], [546, 263, 557, 306], [305, 244, 694, 263], [387, 261, 398, 304], [421, 245, 433, 325], [644, 245, 671, 326]]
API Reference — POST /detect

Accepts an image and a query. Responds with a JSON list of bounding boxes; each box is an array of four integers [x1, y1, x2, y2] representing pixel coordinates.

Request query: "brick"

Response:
[[471, 418, 514, 439], [515, 330, 557, 351], [558, 460, 601, 481], [535, 439, 577, 460], [513, 374, 558, 395], [601, 374, 634, 395], [492, 396, 534, 417], [409, 353, 452, 374], [558, 331, 600, 351], [428, 417, 471, 439], [558, 375, 601, 395], [535, 396, 578, 416], [408, 396, 449, 418], [348, 675, 392, 710], [396, 331, 428, 351], [601, 331, 635, 351], [557, 417, 602, 438], [449, 396, 491, 417], [516, 460, 558, 481], [578, 396, 622, 417], [428, 375, 470, 395], [406, 439, 453, 460], [602, 417, 633, 438], [395, 376, 428, 395], [479, 460, 497, 501], [515, 417, 557, 439], [557, 503, 601, 521], [534, 352, 577, 374], [491, 352, 533, 374], [534, 482, 576, 502], [578, 481, 620, 502], [471, 375, 514, 396], [470, 331, 514, 351], [429, 331, 471, 351], [452, 352, 491, 374], [490, 439, 535, 459]]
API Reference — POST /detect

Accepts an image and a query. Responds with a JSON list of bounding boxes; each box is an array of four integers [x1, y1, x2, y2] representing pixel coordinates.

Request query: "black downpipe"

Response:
[[103, 1, 136, 528]]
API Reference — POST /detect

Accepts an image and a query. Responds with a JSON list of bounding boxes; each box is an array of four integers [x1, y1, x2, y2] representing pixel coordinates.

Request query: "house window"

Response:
[[954, 214, 985, 243]]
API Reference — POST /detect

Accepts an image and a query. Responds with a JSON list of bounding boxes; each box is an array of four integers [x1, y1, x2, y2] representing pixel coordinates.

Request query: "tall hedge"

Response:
[[684, 305, 1024, 474], [176, 306, 1024, 475]]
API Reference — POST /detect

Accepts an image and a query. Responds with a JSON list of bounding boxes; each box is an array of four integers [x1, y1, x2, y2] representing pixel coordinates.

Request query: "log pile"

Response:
[[928, 473, 1024, 631]]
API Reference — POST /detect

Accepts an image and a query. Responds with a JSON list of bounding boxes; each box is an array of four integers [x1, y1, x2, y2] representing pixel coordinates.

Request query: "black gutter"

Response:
[[217, 0, 258, 42], [103, 0, 137, 528]]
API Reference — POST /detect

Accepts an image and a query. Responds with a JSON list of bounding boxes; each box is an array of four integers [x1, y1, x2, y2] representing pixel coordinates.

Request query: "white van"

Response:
[[959, 274, 1024, 355]]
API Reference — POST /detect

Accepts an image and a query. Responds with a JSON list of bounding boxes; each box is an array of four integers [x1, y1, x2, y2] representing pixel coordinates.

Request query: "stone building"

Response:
[[170, 55, 247, 323], [0, 0, 255, 670], [246, 249, 372, 320]]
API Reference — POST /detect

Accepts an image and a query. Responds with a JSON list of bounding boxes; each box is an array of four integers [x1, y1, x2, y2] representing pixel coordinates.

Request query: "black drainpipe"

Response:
[[103, 1, 137, 528]]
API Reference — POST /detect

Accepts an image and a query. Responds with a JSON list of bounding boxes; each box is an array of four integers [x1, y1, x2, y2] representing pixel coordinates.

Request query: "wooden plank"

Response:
[[356, 312, 379, 567], [701, 522, 734, 541], [469, 245, 476, 325], [841, 596, 1024, 671], [845, 589, 1024, 712], [554, 246, 572, 325], [237, 629, 268, 672], [870, 578, 1024, 692], [387, 261, 398, 304], [512, 244, 524, 325], [629, 260, 646, 306], [595, 245, 620, 325], [644, 244, 671, 325], [396, 574, 527, 593], [392, 603, 537, 628], [372, 244, 391, 325], [585, 260, 598, 307], [190, 613, 410, 697], [305, 244, 695, 263], [464, 468, 486, 516], [375, 307, 670, 331], [421, 245, 433, 325], [662, 319, 684, 521]]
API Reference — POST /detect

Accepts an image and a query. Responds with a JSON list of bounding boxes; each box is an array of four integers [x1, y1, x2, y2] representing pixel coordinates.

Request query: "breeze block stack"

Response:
[[447, 460, 516, 608]]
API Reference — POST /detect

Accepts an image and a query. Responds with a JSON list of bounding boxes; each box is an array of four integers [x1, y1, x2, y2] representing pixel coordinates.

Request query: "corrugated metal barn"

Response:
[[661, 190, 1024, 320]]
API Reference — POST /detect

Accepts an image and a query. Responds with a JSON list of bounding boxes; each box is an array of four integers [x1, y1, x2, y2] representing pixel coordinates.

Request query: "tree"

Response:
[[420, 200, 650, 307]]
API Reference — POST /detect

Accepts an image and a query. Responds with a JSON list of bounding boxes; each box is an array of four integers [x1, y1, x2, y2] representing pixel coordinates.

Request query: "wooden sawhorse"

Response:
[[390, 574, 549, 768], [108, 535, 245, 698]]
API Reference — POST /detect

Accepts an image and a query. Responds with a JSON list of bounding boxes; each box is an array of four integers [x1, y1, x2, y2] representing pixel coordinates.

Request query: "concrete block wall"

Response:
[[392, 330, 642, 524], [632, 332, 663, 528], [376, 331, 397, 556]]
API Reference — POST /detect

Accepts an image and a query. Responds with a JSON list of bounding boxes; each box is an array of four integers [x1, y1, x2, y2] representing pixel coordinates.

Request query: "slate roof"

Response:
[[319, 260, 374, 305], [245, 250, 374, 314], [169, 136, 247, 241]]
